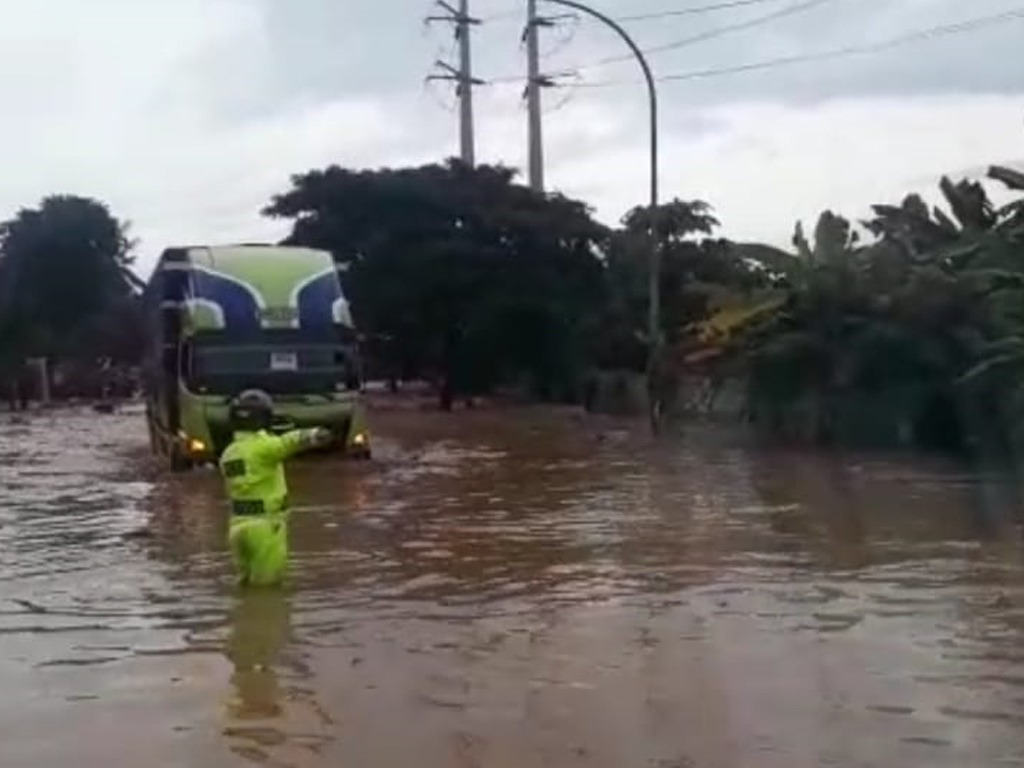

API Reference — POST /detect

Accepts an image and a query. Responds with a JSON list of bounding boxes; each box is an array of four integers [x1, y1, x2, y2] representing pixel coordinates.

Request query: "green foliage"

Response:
[[265, 160, 607, 407], [0, 195, 140, 368], [725, 163, 1024, 452], [3, 150, 1019, 449], [623, 198, 718, 242], [605, 199, 773, 355]]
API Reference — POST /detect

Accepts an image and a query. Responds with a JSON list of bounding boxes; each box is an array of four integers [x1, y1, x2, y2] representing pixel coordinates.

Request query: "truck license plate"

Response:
[[270, 352, 298, 371]]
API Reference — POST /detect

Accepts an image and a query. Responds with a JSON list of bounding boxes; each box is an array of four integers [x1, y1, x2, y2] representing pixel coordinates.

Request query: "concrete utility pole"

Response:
[[457, 0, 476, 165], [426, 0, 482, 166], [525, 0, 545, 191], [540, 0, 661, 431]]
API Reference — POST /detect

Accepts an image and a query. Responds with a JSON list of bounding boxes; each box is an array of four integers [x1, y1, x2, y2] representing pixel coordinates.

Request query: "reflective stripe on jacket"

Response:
[[218, 429, 320, 516]]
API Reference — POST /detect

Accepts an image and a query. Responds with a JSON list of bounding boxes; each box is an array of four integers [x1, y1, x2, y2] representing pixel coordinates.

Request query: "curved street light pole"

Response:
[[540, 0, 662, 432]]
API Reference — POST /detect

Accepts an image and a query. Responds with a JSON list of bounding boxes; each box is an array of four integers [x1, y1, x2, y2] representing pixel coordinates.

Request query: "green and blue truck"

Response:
[[143, 244, 370, 470]]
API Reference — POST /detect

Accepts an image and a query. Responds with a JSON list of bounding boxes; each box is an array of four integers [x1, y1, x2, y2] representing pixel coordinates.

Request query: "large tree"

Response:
[[0, 195, 138, 363], [264, 160, 607, 408], [603, 198, 793, 362]]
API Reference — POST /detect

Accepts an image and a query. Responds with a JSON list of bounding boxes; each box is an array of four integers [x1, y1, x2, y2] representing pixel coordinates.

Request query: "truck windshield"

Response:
[[183, 333, 360, 395]]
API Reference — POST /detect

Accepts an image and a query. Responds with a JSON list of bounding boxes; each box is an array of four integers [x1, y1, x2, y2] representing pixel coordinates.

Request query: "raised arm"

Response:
[[268, 428, 331, 461]]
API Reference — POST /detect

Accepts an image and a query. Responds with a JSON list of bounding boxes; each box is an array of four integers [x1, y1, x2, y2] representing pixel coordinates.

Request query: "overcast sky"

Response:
[[0, 0, 1022, 273]]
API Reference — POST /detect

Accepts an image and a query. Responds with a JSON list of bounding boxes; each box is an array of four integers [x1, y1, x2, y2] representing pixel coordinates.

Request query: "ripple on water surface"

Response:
[[2, 409, 1024, 767]]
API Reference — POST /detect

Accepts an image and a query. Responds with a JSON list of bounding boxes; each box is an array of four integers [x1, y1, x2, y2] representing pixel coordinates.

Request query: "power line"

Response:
[[569, 6, 1024, 85], [484, 0, 828, 84], [483, 0, 799, 23], [486, 5, 1024, 87], [588, 0, 840, 68], [543, 72, 586, 113], [538, 13, 582, 58], [617, 0, 804, 23]]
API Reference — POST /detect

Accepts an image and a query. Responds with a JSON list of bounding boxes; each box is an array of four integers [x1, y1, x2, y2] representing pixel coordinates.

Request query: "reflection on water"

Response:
[[221, 589, 339, 764], [225, 590, 290, 721], [1, 405, 1024, 767]]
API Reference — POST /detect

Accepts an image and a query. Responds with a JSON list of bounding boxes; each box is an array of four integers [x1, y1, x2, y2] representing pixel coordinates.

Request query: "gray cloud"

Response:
[[535, 0, 1024, 104], [241, 0, 1024, 112], [0, 0, 1020, 270]]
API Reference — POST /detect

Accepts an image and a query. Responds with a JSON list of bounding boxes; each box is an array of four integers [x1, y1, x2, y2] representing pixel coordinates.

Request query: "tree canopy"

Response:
[[711, 165, 1024, 452], [265, 160, 608, 408], [2, 147, 1023, 459], [0, 195, 141, 368]]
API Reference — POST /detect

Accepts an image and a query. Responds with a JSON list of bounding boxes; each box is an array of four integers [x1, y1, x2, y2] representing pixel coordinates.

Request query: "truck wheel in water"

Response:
[[146, 417, 158, 455], [169, 447, 193, 473]]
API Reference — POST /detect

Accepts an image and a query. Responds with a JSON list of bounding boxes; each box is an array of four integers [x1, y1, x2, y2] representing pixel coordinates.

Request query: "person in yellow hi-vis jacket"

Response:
[[219, 390, 331, 587]]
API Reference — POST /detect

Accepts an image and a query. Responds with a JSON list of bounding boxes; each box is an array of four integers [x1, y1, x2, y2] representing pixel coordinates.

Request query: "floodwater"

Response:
[[2, 406, 1024, 768]]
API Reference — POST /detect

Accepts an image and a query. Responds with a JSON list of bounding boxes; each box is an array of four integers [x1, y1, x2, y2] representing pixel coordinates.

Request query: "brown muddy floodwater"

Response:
[[2, 405, 1024, 767]]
